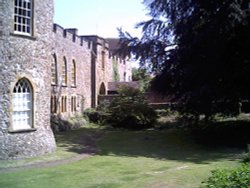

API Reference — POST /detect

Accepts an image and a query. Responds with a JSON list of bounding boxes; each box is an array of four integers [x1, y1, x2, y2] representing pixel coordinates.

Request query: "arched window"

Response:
[[71, 60, 76, 87], [51, 54, 58, 85], [62, 57, 67, 86], [12, 78, 33, 130], [14, 0, 33, 36]]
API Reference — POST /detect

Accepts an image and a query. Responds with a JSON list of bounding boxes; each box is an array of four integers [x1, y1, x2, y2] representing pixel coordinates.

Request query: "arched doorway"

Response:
[[99, 82, 106, 95]]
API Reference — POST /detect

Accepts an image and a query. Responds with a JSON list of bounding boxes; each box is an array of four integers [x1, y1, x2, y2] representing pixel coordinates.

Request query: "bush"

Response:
[[201, 163, 250, 188], [107, 86, 157, 130], [51, 114, 88, 132], [84, 108, 109, 124], [242, 144, 250, 163]]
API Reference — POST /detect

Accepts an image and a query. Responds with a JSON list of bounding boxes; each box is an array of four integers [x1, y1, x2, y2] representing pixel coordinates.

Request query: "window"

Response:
[[101, 51, 105, 70], [62, 57, 67, 86], [14, 0, 33, 35], [71, 96, 77, 112], [64, 96, 67, 112], [51, 54, 58, 85], [12, 78, 33, 130], [51, 96, 57, 114], [61, 97, 64, 112], [61, 96, 67, 113], [71, 60, 76, 87]]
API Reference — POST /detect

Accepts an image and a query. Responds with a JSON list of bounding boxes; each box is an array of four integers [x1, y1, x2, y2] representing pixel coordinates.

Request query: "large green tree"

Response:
[[119, 0, 250, 119]]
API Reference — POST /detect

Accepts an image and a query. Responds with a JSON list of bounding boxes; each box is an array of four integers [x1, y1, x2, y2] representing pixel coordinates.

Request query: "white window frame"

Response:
[[12, 78, 33, 131], [14, 0, 33, 36]]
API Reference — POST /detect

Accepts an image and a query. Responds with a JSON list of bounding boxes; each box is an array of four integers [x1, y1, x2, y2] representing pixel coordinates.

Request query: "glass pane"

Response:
[[12, 78, 33, 130]]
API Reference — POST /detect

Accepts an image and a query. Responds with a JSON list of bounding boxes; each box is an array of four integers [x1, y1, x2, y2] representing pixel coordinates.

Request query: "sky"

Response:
[[54, 0, 150, 38]]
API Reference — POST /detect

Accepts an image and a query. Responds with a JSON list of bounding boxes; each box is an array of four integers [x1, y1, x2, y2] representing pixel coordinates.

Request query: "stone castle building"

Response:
[[0, 0, 132, 159]]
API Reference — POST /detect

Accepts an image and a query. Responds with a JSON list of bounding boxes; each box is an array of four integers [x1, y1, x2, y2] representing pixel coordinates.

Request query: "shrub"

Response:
[[201, 163, 250, 188], [84, 108, 109, 124], [107, 86, 157, 130], [242, 144, 250, 163], [51, 114, 88, 132]]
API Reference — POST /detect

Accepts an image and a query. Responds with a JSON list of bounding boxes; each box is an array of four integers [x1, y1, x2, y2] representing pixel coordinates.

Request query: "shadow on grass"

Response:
[[55, 121, 249, 165], [189, 120, 250, 148], [97, 129, 244, 164], [55, 125, 104, 154]]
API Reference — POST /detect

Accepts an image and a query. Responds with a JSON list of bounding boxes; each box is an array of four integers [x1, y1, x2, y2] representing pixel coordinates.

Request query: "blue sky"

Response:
[[54, 0, 149, 38]]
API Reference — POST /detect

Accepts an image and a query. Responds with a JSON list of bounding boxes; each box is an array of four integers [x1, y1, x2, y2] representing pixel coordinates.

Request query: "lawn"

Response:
[[0, 124, 245, 188]]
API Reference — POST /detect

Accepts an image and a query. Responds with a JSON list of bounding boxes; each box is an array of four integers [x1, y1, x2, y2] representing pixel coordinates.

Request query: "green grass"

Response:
[[0, 124, 245, 188]]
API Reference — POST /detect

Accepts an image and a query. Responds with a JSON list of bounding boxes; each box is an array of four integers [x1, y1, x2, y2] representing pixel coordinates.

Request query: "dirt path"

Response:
[[0, 132, 103, 174]]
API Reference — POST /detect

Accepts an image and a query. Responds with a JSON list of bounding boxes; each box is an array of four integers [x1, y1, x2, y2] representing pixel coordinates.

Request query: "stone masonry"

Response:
[[0, 0, 56, 159], [51, 25, 92, 117], [0, 0, 132, 159]]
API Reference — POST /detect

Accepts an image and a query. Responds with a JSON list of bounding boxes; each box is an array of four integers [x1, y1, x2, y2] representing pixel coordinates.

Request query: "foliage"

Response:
[[112, 58, 120, 81], [84, 107, 108, 124], [107, 85, 157, 129], [119, 1, 250, 119], [132, 67, 152, 91], [201, 163, 250, 188], [242, 144, 250, 163]]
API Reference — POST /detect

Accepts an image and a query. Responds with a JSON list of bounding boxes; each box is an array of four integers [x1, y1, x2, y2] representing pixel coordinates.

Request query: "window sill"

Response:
[[9, 128, 37, 133], [71, 85, 77, 88], [10, 32, 36, 40], [51, 83, 58, 86]]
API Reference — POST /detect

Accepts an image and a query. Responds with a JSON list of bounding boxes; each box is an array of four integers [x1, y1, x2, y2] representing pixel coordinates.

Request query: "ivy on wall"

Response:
[[112, 58, 120, 82]]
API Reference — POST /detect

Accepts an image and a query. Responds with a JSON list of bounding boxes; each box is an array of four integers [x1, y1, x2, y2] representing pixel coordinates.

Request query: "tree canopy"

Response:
[[119, 0, 250, 118], [132, 67, 152, 91]]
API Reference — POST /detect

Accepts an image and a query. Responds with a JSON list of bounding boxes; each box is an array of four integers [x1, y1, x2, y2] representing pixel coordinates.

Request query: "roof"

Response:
[[108, 81, 140, 91], [106, 38, 121, 53]]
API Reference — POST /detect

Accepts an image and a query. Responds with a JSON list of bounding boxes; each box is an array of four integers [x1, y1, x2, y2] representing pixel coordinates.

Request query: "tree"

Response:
[[119, 0, 250, 120], [112, 58, 120, 81], [132, 67, 152, 91], [107, 85, 157, 129]]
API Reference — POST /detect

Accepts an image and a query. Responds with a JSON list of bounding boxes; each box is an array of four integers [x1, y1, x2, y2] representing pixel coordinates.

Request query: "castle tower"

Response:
[[0, 0, 56, 159]]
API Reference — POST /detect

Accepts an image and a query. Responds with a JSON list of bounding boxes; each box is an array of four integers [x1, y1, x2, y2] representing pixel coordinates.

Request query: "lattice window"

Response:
[[71, 60, 76, 87], [14, 0, 33, 35], [51, 54, 58, 85], [12, 78, 33, 130], [62, 57, 67, 86]]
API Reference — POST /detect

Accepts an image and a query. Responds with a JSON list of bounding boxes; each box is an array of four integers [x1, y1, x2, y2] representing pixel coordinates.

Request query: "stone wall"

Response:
[[0, 0, 56, 159], [52, 24, 92, 118], [0, 0, 133, 159], [105, 38, 132, 82], [82, 36, 112, 107]]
